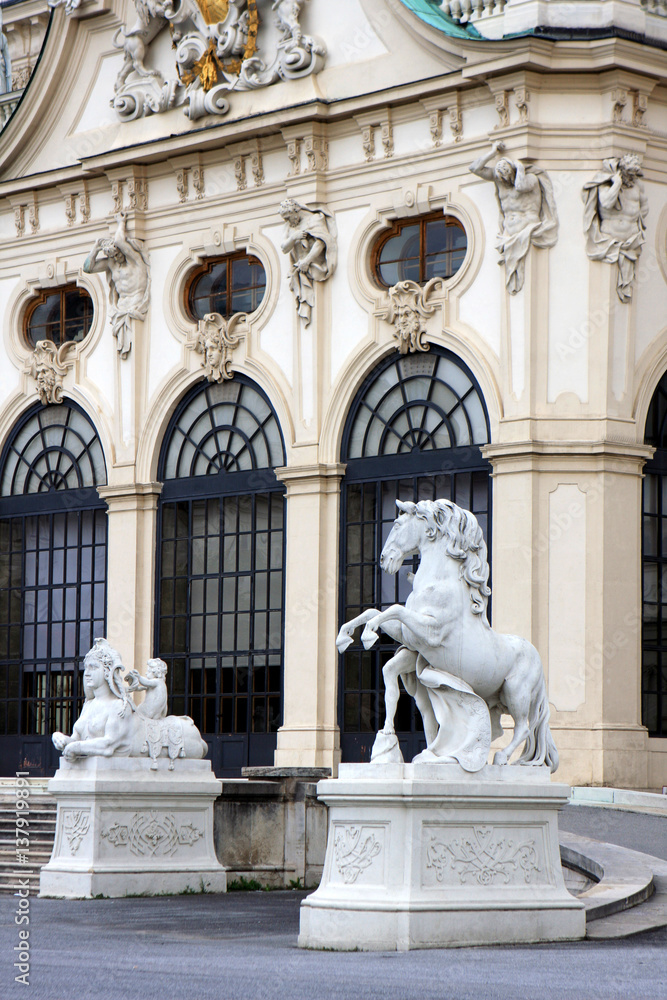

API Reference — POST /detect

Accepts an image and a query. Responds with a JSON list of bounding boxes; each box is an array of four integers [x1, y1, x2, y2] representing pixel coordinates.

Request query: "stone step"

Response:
[[0, 794, 57, 895]]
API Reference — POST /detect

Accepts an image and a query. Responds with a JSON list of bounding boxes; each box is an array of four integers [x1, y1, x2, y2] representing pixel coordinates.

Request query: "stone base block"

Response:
[[39, 757, 227, 899], [299, 763, 585, 951]]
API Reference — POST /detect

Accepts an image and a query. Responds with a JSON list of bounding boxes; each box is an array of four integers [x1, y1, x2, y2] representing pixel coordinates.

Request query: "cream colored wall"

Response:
[[0, 2, 667, 785]]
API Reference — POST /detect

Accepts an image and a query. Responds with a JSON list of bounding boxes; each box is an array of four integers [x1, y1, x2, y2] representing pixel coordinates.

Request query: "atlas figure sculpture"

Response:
[[337, 499, 558, 773]]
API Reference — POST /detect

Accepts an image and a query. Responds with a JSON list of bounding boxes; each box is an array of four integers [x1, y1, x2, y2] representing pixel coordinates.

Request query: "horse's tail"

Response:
[[519, 673, 559, 773]]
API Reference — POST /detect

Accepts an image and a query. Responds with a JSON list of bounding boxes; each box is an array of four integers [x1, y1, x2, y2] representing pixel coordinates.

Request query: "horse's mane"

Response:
[[414, 500, 491, 623]]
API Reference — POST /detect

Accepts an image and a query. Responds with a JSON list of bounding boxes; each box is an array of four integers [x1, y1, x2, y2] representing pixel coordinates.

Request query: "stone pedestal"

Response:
[[298, 763, 585, 951], [39, 757, 227, 899]]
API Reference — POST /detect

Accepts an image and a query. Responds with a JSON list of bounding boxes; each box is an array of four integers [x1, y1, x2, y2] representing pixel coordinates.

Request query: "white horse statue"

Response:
[[336, 499, 558, 773]]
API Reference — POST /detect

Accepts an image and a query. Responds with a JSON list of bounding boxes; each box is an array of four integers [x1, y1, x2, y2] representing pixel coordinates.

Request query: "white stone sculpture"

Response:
[[469, 139, 558, 294], [28, 340, 75, 405], [41, 638, 226, 898], [582, 154, 648, 303], [279, 198, 337, 325], [51, 638, 208, 765], [51, 0, 325, 123], [191, 311, 247, 381], [337, 499, 559, 773], [386, 278, 442, 354], [83, 212, 150, 359]]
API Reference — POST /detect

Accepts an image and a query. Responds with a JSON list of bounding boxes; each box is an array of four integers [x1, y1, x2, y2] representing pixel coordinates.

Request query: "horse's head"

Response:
[[379, 500, 424, 575]]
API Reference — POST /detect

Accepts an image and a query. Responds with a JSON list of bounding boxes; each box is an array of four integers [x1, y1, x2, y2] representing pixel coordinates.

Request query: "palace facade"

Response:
[[1, 0, 667, 789]]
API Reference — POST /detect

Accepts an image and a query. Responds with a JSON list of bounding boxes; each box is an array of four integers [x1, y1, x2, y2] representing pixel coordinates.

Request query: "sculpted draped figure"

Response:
[[469, 139, 558, 294], [337, 499, 559, 773], [52, 638, 207, 770], [279, 198, 337, 326], [582, 154, 648, 303], [84, 212, 150, 359]]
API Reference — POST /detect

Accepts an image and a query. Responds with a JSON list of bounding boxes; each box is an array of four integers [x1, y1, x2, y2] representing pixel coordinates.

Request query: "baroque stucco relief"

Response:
[[49, 0, 326, 122]]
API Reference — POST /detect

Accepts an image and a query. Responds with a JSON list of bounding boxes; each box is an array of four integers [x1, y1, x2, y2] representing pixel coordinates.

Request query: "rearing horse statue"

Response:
[[336, 499, 558, 773]]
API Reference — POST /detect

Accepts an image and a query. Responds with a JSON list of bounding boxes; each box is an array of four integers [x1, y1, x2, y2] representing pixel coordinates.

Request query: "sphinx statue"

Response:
[[52, 638, 207, 770]]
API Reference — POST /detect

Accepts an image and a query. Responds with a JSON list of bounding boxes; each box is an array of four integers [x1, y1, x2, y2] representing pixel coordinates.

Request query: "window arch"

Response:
[[339, 348, 491, 764], [0, 403, 107, 776], [372, 213, 468, 288], [24, 285, 94, 349], [185, 252, 267, 322], [642, 375, 667, 737], [156, 378, 286, 776]]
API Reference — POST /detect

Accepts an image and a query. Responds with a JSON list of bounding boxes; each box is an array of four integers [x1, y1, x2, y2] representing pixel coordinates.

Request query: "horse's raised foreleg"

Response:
[[336, 609, 380, 652], [361, 604, 442, 650]]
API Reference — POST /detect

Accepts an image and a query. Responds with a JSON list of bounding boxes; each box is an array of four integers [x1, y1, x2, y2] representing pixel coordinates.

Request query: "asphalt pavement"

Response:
[[0, 805, 665, 1000]]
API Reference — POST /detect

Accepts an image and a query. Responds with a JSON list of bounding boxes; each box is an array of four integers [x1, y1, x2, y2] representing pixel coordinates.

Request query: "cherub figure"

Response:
[[469, 139, 558, 294], [125, 658, 169, 720], [83, 212, 150, 359]]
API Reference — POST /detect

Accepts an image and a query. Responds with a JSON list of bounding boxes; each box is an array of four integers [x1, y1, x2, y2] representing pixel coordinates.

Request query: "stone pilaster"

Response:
[[95, 482, 162, 674], [273, 463, 345, 772]]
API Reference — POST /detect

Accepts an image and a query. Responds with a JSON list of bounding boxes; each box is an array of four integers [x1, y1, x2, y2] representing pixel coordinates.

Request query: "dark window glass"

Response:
[[156, 378, 285, 775], [642, 377, 667, 737], [25, 286, 94, 349], [374, 214, 467, 288], [339, 348, 490, 763], [187, 254, 267, 321], [0, 403, 107, 775]]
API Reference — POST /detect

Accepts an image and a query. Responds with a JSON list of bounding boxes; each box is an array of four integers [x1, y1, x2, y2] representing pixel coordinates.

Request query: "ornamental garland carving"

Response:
[[101, 811, 203, 857], [63, 810, 90, 854], [28, 340, 76, 405], [333, 826, 382, 884], [50, 0, 326, 123], [425, 826, 542, 886], [188, 312, 247, 382], [386, 278, 442, 355]]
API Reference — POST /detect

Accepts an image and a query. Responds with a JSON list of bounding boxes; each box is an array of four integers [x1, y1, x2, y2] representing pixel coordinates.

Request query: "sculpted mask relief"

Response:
[[279, 198, 337, 326], [386, 278, 442, 355], [83, 213, 150, 359], [582, 155, 648, 303], [50, 0, 326, 122], [337, 499, 559, 773], [469, 139, 558, 294]]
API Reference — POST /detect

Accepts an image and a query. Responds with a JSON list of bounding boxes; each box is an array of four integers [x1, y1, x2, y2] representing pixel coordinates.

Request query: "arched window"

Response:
[[24, 285, 94, 349], [642, 375, 667, 737], [373, 213, 467, 288], [186, 253, 267, 322], [156, 378, 286, 776], [0, 403, 107, 776], [339, 348, 491, 763]]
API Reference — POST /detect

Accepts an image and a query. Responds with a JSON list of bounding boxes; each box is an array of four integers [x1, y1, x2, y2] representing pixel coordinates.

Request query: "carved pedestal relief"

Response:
[[332, 824, 383, 884], [422, 825, 545, 888], [101, 811, 203, 857], [62, 809, 91, 854]]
